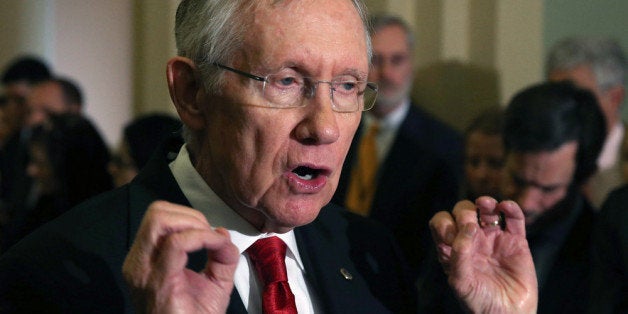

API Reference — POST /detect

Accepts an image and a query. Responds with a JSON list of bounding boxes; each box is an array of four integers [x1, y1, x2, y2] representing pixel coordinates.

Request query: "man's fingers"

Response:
[[451, 199, 482, 231], [154, 227, 237, 276], [204, 228, 239, 284], [134, 201, 212, 256], [210, 228, 240, 264], [448, 222, 479, 291], [123, 201, 218, 287], [475, 196, 502, 229], [497, 200, 526, 236], [430, 211, 457, 246]]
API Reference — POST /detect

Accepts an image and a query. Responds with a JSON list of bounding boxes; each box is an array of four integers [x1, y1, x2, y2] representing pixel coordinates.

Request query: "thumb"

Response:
[[203, 228, 239, 285]]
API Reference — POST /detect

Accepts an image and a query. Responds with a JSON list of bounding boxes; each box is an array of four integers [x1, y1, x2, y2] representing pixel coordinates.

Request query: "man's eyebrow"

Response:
[[511, 172, 566, 191], [341, 68, 367, 80], [259, 59, 368, 80]]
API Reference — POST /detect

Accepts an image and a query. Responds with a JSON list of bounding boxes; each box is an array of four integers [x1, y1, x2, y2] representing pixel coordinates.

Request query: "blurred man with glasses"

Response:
[[0, 56, 51, 242], [332, 14, 462, 280], [547, 37, 627, 209]]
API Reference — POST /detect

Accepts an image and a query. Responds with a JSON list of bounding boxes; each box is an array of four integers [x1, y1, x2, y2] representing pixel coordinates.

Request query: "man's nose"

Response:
[[293, 88, 341, 145], [474, 162, 490, 179], [515, 186, 541, 211]]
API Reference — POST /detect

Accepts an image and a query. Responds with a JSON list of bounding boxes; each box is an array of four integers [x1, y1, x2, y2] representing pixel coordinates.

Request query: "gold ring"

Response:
[[480, 219, 500, 227], [479, 214, 502, 228]]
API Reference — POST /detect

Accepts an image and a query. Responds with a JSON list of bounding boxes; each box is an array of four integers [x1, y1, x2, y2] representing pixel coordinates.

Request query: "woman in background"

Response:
[[461, 106, 505, 200]]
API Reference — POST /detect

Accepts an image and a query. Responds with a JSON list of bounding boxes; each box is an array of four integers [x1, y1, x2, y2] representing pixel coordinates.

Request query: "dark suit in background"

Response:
[[333, 103, 462, 280], [0, 138, 417, 313], [590, 185, 628, 313]]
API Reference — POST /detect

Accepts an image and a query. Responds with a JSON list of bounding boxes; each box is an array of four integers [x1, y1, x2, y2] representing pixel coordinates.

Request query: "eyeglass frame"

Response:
[[212, 62, 377, 112]]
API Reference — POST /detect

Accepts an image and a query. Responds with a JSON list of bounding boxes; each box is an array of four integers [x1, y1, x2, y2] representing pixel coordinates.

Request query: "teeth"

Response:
[[296, 173, 314, 180], [293, 166, 317, 180]]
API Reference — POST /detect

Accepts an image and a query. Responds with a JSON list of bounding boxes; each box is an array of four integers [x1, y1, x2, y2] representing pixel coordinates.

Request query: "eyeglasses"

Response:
[[213, 62, 377, 112]]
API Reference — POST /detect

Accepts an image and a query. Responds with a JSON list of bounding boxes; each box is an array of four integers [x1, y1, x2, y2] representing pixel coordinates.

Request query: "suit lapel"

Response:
[[294, 208, 391, 313], [125, 138, 185, 244], [127, 139, 392, 312], [127, 138, 249, 313], [226, 289, 248, 314]]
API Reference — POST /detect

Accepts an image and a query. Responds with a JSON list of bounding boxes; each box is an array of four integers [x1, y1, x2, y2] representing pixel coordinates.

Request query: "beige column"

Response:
[[0, 1, 53, 74], [495, 0, 544, 103], [441, 0, 470, 61], [132, 0, 178, 116]]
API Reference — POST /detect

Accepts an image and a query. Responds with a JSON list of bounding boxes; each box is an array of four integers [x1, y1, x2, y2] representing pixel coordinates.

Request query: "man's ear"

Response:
[[166, 56, 206, 130], [608, 85, 625, 110]]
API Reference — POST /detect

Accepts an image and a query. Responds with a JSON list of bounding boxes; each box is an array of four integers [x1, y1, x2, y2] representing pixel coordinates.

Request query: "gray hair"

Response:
[[174, 0, 373, 149], [369, 14, 415, 50], [546, 37, 627, 91]]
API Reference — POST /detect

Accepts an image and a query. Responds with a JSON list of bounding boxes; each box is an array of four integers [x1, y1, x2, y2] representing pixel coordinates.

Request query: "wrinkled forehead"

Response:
[[240, 0, 369, 73]]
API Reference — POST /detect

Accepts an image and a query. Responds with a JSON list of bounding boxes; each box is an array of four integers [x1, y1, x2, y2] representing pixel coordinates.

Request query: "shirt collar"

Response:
[[597, 121, 624, 170], [168, 144, 305, 270], [365, 98, 410, 130]]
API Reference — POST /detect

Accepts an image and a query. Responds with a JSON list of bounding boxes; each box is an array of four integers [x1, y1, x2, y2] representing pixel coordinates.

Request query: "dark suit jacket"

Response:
[[333, 103, 461, 279], [0, 138, 417, 313], [590, 185, 628, 313]]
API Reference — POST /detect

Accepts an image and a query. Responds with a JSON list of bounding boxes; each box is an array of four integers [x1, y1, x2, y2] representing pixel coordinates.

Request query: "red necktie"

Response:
[[247, 236, 298, 314]]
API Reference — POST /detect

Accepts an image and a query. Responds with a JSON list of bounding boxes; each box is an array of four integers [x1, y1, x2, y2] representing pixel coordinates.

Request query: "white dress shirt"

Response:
[[168, 145, 320, 313], [588, 122, 625, 208]]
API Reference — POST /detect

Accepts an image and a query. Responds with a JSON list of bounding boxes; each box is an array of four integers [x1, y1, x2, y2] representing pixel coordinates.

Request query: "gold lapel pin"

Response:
[[340, 268, 353, 280]]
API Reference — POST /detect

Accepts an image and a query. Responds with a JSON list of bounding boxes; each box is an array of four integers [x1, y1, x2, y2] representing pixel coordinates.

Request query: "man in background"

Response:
[[0, 1, 538, 313], [418, 81, 605, 313], [26, 77, 84, 127], [547, 37, 627, 208], [0, 57, 52, 238], [0, 56, 51, 203], [332, 14, 462, 280]]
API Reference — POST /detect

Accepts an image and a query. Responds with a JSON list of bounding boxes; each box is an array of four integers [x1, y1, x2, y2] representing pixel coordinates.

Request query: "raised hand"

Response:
[[429, 196, 538, 313], [122, 201, 239, 313]]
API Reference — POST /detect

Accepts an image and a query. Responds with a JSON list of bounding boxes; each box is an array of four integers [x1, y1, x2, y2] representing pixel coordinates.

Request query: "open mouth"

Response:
[[292, 166, 321, 180]]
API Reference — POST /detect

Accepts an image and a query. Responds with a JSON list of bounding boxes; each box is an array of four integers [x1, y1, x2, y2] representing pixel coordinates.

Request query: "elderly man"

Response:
[[0, 1, 537, 313], [547, 37, 627, 208]]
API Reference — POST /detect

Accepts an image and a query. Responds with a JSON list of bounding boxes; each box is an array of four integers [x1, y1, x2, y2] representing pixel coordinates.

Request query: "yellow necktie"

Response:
[[345, 122, 379, 216]]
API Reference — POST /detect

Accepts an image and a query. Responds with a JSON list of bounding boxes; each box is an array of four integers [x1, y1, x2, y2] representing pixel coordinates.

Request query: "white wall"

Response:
[[0, 0, 134, 147]]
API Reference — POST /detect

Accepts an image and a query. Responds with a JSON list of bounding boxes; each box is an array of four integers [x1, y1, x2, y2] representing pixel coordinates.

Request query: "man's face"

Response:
[[2, 81, 32, 132], [27, 81, 69, 127], [549, 65, 617, 132], [194, 0, 367, 233], [369, 24, 413, 116], [464, 131, 504, 199], [27, 142, 57, 195], [500, 141, 577, 225]]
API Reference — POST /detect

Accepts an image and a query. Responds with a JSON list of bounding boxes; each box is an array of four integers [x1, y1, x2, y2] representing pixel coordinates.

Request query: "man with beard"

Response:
[[332, 14, 462, 280], [418, 81, 605, 313], [547, 37, 626, 209]]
